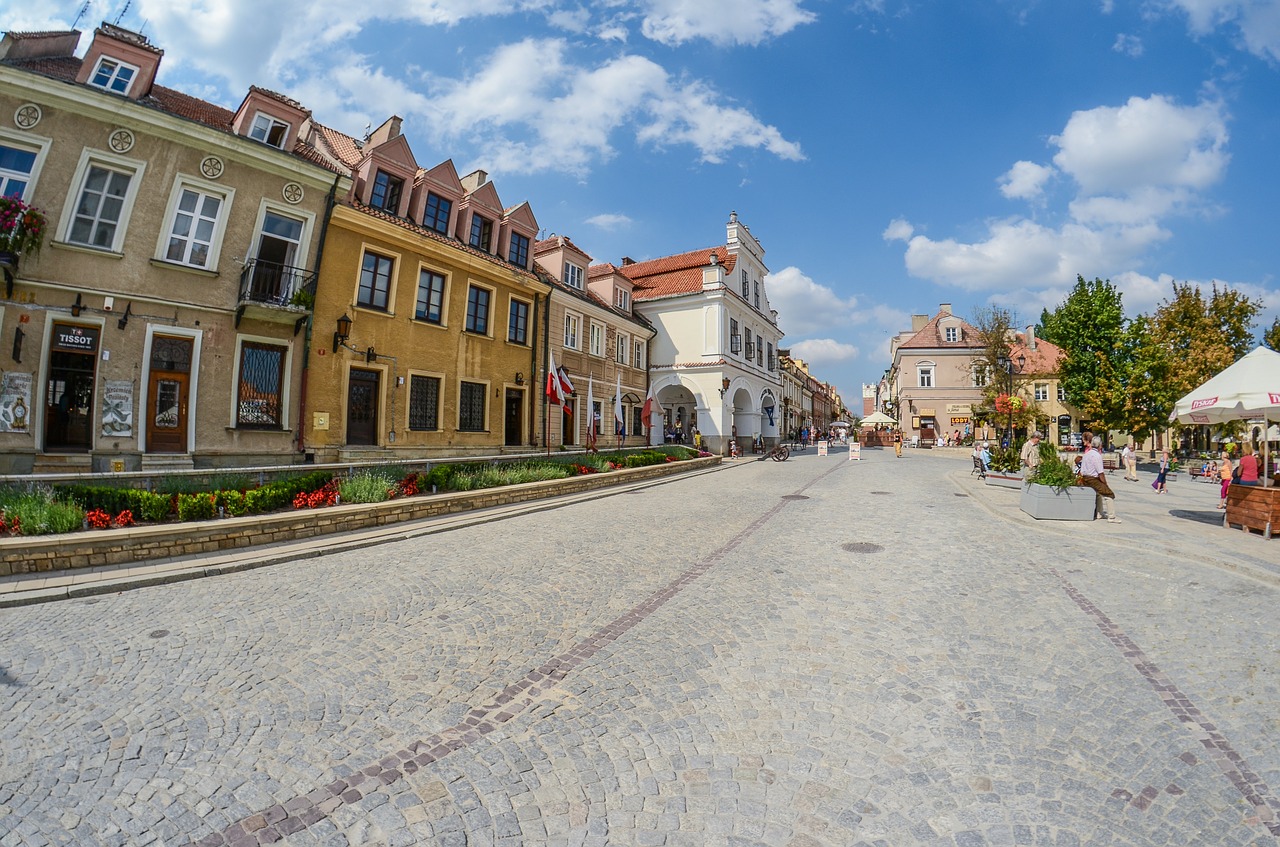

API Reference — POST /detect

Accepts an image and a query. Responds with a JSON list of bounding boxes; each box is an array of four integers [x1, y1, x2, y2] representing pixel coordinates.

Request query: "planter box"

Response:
[[985, 472, 1025, 489], [1019, 482, 1096, 521]]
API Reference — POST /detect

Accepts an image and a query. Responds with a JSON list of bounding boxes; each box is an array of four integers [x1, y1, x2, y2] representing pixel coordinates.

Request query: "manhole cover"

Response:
[[841, 542, 884, 554], [782, 494, 809, 500], [869, 491, 892, 496], [148, 629, 169, 639]]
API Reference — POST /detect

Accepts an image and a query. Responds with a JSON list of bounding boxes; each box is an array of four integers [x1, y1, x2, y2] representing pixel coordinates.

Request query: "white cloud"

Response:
[[998, 160, 1056, 200], [766, 266, 860, 336], [639, 0, 816, 46], [585, 213, 633, 231], [882, 218, 915, 241], [788, 338, 859, 364], [1112, 33, 1144, 56], [1163, 0, 1280, 62]]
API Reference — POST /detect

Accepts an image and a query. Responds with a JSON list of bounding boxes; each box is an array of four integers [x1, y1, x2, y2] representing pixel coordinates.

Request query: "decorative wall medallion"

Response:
[[109, 128, 135, 153], [14, 104, 41, 129], [200, 156, 225, 179], [282, 182, 304, 204]]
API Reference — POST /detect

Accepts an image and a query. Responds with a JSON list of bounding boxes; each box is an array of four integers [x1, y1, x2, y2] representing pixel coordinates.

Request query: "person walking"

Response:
[[1153, 450, 1170, 494], [1020, 431, 1043, 475], [893, 428, 903, 458], [1080, 436, 1121, 523], [1217, 451, 1234, 509], [1122, 442, 1139, 481]]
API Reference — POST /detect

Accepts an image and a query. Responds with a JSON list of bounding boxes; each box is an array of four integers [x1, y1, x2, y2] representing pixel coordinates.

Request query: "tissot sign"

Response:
[[52, 324, 100, 354]]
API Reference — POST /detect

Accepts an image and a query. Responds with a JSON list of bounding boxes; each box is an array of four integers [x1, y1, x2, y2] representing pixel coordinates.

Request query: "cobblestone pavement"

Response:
[[1, 447, 1278, 846]]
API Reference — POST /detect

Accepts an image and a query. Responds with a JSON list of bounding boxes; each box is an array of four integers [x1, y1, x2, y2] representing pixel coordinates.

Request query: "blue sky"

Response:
[[10, 0, 1280, 404]]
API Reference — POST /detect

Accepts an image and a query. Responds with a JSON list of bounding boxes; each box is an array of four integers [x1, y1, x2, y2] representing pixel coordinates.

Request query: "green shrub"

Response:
[[338, 470, 396, 504], [176, 493, 216, 522], [216, 489, 249, 517], [1028, 442, 1079, 490], [50, 484, 173, 523], [0, 487, 84, 536], [424, 464, 455, 490]]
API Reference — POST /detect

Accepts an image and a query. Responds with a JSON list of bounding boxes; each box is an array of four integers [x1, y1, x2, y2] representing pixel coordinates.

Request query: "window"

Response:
[[1035, 383, 1049, 401], [163, 186, 224, 268], [563, 262, 584, 289], [370, 170, 403, 213], [756, 334, 763, 365], [767, 342, 774, 371], [508, 299, 529, 344], [416, 269, 446, 324], [236, 341, 286, 429], [408, 375, 440, 430], [465, 285, 490, 334], [249, 113, 289, 148], [729, 319, 741, 354], [741, 269, 750, 299], [89, 57, 137, 94], [754, 281, 760, 309], [1057, 385, 1066, 402], [945, 326, 959, 342], [632, 406, 644, 436], [917, 366, 934, 388], [508, 232, 530, 268], [745, 339, 756, 360], [633, 339, 645, 370], [616, 334, 628, 364], [469, 214, 492, 251], [615, 288, 631, 311], [0, 143, 37, 198], [590, 323, 604, 357], [564, 313, 580, 349], [459, 381, 486, 431], [423, 192, 452, 234], [358, 251, 394, 310], [591, 401, 602, 436], [974, 365, 988, 387], [68, 163, 135, 250]]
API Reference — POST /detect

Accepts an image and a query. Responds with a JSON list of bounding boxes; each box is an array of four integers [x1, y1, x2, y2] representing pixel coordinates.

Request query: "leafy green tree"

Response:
[[1111, 315, 1174, 444], [1150, 281, 1262, 401], [969, 305, 1040, 433], [1262, 317, 1280, 351], [1037, 275, 1129, 429]]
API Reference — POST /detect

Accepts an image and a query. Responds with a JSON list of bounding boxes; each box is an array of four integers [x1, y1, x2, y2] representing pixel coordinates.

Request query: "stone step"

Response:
[[32, 454, 93, 475]]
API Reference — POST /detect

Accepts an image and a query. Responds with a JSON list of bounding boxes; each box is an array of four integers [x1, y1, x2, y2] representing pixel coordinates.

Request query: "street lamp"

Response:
[[996, 352, 1026, 445]]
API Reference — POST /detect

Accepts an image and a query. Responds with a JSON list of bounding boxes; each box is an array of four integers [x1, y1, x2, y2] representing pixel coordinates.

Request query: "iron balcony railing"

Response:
[[238, 259, 318, 310]]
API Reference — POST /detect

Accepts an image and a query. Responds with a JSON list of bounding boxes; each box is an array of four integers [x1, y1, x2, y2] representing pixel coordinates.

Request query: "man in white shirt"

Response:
[[1080, 436, 1121, 523], [1121, 442, 1138, 481]]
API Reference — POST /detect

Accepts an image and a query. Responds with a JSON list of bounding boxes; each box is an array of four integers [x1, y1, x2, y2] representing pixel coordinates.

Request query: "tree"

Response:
[[968, 305, 1040, 434], [1150, 281, 1262, 401], [1262, 317, 1280, 351], [1038, 276, 1129, 430], [1109, 315, 1174, 445]]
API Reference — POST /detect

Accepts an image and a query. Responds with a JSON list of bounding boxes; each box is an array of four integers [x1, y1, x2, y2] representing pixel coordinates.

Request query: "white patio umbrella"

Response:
[[860, 411, 897, 426], [1171, 345, 1280, 484]]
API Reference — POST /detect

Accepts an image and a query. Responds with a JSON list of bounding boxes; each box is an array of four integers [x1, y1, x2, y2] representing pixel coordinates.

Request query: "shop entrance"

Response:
[[146, 335, 194, 453], [346, 368, 380, 446], [504, 388, 523, 446], [44, 324, 101, 452]]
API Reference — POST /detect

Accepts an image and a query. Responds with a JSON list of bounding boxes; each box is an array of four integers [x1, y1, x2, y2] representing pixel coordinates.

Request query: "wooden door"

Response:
[[504, 389, 522, 446], [346, 368, 379, 445], [146, 335, 194, 454]]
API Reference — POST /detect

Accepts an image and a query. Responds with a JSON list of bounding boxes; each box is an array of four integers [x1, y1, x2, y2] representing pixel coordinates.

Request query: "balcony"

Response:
[[236, 259, 317, 333]]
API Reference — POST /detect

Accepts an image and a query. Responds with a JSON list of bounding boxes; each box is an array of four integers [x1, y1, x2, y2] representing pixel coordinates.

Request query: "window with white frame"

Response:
[[236, 340, 287, 429], [616, 333, 628, 364], [249, 113, 289, 148], [89, 56, 137, 94], [741, 269, 750, 299], [564, 313, 580, 349], [0, 142, 40, 199], [65, 154, 144, 252], [974, 364, 988, 387], [615, 288, 630, 311], [563, 262, 583, 289], [754, 281, 760, 309], [590, 322, 604, 357], [1057, 384, 1066, 402], [633, 339, 645, 370], [917, 365, 934, 388], [756, 334, 764, 365], [1034, 383, 1048, 401], [161, 182, 230, 268], [944, 326, 959, 342]]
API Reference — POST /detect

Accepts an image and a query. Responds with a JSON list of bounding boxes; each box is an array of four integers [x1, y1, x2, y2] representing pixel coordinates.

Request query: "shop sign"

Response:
[[0, 372, 32, 433], [919, 408, 936, 416], [950, 416, 970, 425], [101, 379, 134, 437], [946, 403, 972, 414], [52, 323, 100, 354]]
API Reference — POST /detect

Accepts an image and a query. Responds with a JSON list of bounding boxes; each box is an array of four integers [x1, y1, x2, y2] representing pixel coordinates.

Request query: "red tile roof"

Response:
[[1009, 332, 1064, 375], [615, 245, 736, 300], [146, 85, 234, 128], [311, 123, 365, 168], [249, 85, 307, 113], [896, 310, 985, 350]]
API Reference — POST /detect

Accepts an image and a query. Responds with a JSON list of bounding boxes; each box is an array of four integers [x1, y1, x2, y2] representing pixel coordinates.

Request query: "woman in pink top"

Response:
[[1218, 452, 1233, 508], [1238, 450, 1260, 486]]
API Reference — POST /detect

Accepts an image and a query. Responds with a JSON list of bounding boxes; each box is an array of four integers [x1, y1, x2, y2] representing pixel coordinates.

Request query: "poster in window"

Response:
[[0, 372, 32, 434], [101, 379, 134, 436]]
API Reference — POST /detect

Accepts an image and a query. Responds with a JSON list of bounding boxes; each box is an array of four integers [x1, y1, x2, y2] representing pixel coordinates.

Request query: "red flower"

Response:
[[114, 510, 135, 527], [85, 508, 113, 529]]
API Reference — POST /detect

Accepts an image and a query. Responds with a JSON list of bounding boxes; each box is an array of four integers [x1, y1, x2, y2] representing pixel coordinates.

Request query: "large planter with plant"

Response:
[[984, 443, 1025, 488], [1019, 443, 1096, 520]]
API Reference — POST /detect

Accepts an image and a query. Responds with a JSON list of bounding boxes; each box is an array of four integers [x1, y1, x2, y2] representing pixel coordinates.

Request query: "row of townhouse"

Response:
[[0, 22, 842, 473], [882, 304, 1081, 447]]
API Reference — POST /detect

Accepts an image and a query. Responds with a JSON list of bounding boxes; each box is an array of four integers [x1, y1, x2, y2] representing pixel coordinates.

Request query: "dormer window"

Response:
[[423, 192, 451, 234], [469, 214, 492, 251], [249, 113, 290, 149], [89, 57, 137, 94], [507, 232, 530, 269], [944, 326, 959, 342], [370, 170, 403, 214], [563, 262, 583, 290], [615, 288, 631, 311]]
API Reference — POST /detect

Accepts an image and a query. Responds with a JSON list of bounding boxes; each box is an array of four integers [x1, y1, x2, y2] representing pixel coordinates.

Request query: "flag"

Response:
[[614, 372, 624, 434], [557, 366, 574, 397], [546, 346, 569, 414], [586, 376, 596, 449], [640, 383, 658, 431]]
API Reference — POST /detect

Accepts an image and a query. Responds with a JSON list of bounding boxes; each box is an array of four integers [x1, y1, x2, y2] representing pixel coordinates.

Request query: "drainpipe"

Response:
[[295, 174, 341, 457], [528, 292, 540, 447], [542, 289, 552, 455]]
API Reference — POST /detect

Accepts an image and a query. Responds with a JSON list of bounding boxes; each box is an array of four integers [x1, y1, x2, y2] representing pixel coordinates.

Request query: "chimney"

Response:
[[1026, 325, 1037, 351], [911, 314, 928, 332], [939, 303, 952, 315], [621, 256, 635, 265], [702, 253, 725, 289]]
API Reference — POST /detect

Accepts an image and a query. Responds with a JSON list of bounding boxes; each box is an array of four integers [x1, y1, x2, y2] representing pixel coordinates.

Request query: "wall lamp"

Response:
[[71, 293, 83, 317], [333, 312, 352, 353], [117, 302, 132, 330], [515, 371, 525, 386], [719, 376, 731, 397]]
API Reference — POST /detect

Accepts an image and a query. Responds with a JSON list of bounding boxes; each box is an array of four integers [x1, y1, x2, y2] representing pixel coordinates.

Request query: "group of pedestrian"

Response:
[[1218, 448, 1262, 508]]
